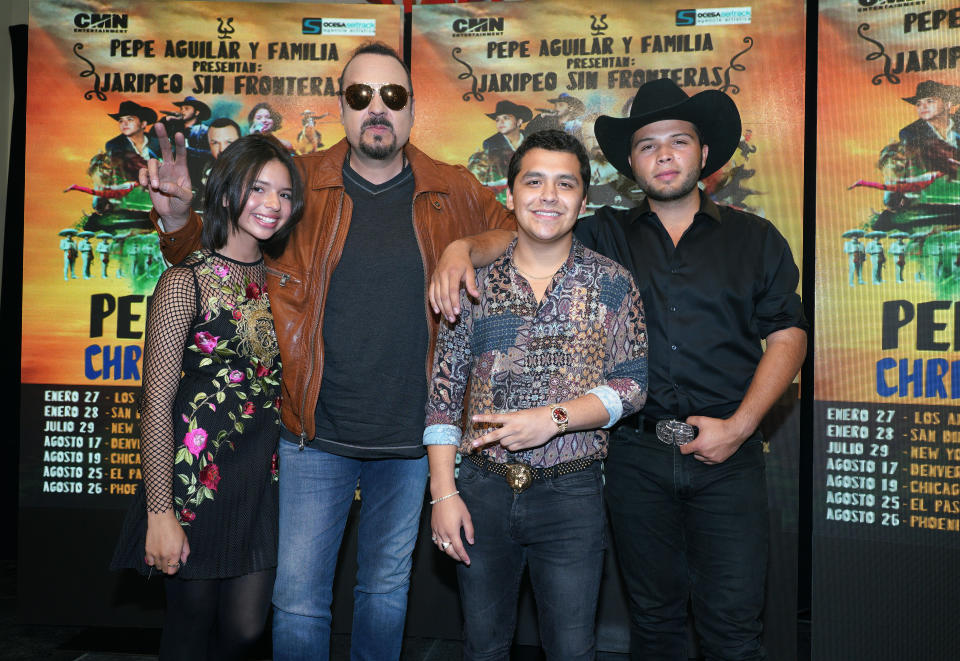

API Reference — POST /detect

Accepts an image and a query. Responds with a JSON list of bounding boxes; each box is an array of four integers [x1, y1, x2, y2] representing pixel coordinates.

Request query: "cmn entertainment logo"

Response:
[[452, 17, 504, 36], [73, 12, 128, 32]]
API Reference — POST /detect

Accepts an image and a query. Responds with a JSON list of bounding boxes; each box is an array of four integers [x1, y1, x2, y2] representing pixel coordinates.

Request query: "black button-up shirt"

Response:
[[575, 191, 806, 420]]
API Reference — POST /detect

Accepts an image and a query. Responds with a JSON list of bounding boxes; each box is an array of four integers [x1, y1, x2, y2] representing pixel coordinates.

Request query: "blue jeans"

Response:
[[456, 457, 607, 661], [605, 424, 768, 661], [272, 439, 428, 661]]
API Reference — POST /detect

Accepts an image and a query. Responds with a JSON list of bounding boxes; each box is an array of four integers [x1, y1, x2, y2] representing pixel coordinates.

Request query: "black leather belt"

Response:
[[634, 415, 659, 433], [465, 453, 597, 493]]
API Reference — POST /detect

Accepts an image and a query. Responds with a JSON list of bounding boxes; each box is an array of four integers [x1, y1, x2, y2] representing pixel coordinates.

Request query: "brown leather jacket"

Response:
[[153, 138, 515, 443]]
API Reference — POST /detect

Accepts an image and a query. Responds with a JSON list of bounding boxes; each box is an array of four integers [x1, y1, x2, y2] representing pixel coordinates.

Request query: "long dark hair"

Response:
[[247, 102, 283, 132], [201, 134, 304, 259]]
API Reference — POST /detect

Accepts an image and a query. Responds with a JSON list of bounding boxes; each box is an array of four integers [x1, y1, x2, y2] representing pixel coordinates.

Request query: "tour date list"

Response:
[[21, 384, 142, 508], [814, 401, 960, 547]]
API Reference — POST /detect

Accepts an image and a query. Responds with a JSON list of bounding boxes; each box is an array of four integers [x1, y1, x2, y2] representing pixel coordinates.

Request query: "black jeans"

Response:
[[456, 457, 607, 661], [605, 425, 768, 661]]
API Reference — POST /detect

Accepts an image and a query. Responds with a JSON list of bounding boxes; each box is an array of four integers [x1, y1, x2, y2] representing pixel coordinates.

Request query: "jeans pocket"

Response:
[[455, 455, 484, 486], [546, 465, 603, 497]]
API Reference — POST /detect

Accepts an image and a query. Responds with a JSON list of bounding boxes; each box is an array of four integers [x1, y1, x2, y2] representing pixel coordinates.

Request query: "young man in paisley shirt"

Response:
[[423, 129, 647, 661], [434, 79, 807, 661]]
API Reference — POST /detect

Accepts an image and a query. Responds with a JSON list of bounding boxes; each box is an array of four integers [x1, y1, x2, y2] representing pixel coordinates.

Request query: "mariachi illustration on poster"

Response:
[[814, 7, 960, 659], [20, 0, 402, 508], [815, 0, 960, 546]]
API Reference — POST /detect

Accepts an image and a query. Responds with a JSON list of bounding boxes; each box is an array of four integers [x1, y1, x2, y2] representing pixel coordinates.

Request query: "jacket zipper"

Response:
[[298, 189, 346, 450], [265, 266, 300, 288], [414, 192, 437, 384]]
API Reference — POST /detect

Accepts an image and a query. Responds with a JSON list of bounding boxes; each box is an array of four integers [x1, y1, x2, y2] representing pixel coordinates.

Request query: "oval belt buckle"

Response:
[[505, 463, 532, 493], [655, 419, 699, 446]]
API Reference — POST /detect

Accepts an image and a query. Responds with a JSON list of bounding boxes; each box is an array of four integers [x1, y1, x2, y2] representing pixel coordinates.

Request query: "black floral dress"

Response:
[[112, 250, 281, 579]]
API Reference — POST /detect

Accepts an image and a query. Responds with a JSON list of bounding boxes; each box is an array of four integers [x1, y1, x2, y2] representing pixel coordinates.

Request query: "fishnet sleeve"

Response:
[[140, 265, 197, 514]]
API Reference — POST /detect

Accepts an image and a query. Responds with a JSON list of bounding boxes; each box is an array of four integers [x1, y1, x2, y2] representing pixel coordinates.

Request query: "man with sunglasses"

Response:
[[141, 42, 514, 661]]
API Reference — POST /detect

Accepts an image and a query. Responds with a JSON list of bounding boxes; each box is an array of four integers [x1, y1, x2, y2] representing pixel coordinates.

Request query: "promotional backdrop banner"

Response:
[[815, 1, 960, 659], [411, 1, 805, 656], [410, 0, 805, 264], [22, 0, 401, 507], [19, 0, 401, 625]]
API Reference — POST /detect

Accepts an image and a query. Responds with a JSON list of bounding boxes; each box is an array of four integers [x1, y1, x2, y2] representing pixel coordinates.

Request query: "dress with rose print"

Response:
[[112, 250, 281, 579]]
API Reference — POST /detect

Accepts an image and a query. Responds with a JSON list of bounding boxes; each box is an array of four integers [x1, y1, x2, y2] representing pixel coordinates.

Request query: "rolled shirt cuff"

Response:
[[423, 423, 462, 446], [587, 385, 623, 429]]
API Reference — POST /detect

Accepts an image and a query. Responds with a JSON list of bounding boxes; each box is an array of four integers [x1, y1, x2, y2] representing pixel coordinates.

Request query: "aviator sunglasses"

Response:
[[339, 83, 411, 111]]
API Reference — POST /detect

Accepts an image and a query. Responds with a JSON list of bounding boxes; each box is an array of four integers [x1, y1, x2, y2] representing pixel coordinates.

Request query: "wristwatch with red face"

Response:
[[550, 405, 569, 434]]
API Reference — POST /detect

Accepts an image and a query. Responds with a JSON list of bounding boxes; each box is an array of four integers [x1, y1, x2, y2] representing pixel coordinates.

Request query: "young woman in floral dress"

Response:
[[112, 134, 303, 660]]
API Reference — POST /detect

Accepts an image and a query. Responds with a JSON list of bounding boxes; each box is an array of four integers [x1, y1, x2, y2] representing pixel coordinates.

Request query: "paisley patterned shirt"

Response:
[[424, 238, 647, 468]]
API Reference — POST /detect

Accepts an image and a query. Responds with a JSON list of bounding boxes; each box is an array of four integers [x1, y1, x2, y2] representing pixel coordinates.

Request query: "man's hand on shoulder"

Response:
[[679, 415, 753, 465], [430, 230, 516, 323], [429, 239, 480, 323]]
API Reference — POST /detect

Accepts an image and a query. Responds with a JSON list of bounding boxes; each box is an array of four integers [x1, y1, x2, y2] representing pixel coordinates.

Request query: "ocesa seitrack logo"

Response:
[[452, 17, 504, 38], [302, 18, 376, 36], [676, 7, 751, 26], [74, 12, 128, 33]]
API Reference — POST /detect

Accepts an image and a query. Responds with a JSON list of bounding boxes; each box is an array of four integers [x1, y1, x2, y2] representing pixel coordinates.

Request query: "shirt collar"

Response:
[[634, 188, 723, 225], [501, 236, 585, 275], [926, 117, 958, 144], [127, 135, 149, 157]]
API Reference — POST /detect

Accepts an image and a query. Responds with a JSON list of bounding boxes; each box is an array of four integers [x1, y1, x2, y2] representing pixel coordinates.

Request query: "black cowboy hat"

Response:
[[173, 96, 212, 121], [595, 79, 741, 180], [902, 80, 960, 105], [486, 100, 533, 124], [547, 93, 585, 114], [108, 100, 157, 124]]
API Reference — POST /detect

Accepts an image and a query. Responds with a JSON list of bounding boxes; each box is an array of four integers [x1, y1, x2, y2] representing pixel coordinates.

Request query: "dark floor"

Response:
[[0, 561, 629, 660]]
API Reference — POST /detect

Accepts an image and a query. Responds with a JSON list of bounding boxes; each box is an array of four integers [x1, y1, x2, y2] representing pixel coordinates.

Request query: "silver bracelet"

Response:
[[429, 490, 460, 505]]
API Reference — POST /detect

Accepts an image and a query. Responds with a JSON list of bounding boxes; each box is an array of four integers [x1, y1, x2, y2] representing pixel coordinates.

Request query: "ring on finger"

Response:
[[441, 541, 451, 550]]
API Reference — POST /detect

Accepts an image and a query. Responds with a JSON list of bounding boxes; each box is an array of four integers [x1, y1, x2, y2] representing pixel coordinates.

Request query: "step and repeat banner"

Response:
[[815, 1, 960, 659], [409, 0, 805, 656], [35, 0, 960, 657], [19, 0, 402, 624], [409, 0, 806, 262]]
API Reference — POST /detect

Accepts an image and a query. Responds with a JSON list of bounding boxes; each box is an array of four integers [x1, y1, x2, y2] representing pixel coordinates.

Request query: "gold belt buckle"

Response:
[[505, 463, 533, 494]]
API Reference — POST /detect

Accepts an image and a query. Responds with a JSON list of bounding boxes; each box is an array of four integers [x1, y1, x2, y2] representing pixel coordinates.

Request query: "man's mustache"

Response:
[[362, 117, 393, 131]]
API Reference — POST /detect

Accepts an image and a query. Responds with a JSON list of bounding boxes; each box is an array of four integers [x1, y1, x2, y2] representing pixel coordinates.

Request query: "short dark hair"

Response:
[[201, 134, 304, 260], [208, 117, 241, 135], [690, 122, 705, 148], [248, 102, 283, 132], [338, 42, 413, 96], [507, 129, 591, 196]]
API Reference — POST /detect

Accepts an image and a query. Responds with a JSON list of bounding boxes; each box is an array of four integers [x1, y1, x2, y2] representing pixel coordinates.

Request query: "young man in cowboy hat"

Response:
[[105, 100, 159, 181], [898, 80, 960, 177], [170, 95, 212, 154], [431, 78, 806, 660], [155, 96, 216, 208], [527, 92, 586, 137], [424, 129, 647, 661], [482, 99, 532, 178]]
